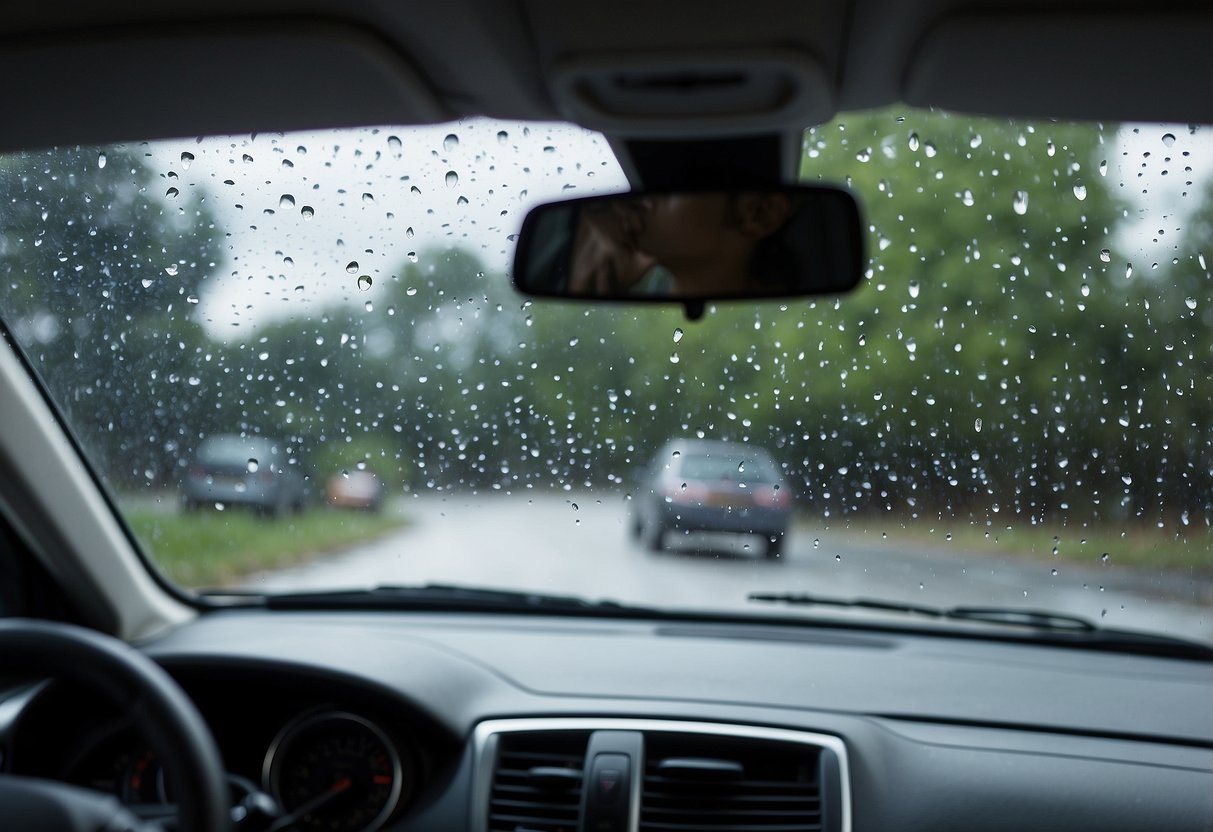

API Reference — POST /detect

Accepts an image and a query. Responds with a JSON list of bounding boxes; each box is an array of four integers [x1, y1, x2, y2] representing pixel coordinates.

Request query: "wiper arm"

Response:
[[749, 592, 1097, 631], [263, 583, 648, 614], [748, 591, 1213, 659]]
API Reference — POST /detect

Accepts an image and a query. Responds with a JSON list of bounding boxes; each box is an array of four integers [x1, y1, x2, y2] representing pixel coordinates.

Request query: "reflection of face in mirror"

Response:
[[569, 193, 798, 298]]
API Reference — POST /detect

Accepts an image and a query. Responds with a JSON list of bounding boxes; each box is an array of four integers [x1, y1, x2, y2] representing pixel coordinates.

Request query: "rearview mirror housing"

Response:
[[512, 187, 865, 312]]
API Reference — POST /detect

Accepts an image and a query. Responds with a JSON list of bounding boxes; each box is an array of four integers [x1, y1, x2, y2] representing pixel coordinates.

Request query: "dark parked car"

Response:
[[631, 439, 791, 557], [182, 435, 307, 516]]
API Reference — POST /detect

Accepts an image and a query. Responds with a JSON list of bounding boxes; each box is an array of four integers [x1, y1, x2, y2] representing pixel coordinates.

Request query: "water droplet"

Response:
[[813, 538, 820, 549], [496, 130, 509, 144], [1125, 263, 1133, 279], [97, 152, 107, 169], [300, 206, 314, 220], [445, 170, 459, 188], [1072, 181, 1087, 201], [164, 263, 179, 276], [1121, 474, 1132, 486], [346, 261, 359, 274], [1101, 552, 1110, 563], [387, 135, 402, 154], [974, 417, 983, 433], [1050, 568, 1058, 576], [1098, 159, 1108, 176], [247, 458, 259, 473], [1100, 249, 1111, 262], [1046, 140, 1056, 157], [1162, 132, 1176, 147], [1185, 297, 1198, 310], [923, 142, 937, 158], [907, 133, 920, 151], [1080, 283, 1090, 297], [443, 133, 459, 152], [960, 189, 974, 206], [407, 252, 418, 263], [141, 278, 154, 289], [364, 301, 374, 312], [357, 275, 373, 291], [180, 151, 194, 170], [456, 195, 469, 205], [166, 187, 179, 199], [186, 294, 199, 304], [669, 352, 680, 364], [242, 153, 254, 163], [1012, 190, 1028, 215], [362, 192, 375, 205], [406, 287, 418, 296], [187, 376, 201, 387], [405, 226, 415, 238], [835, 554, 842, 563], [294, 285, 304, 294], [279, 194, 295, 210], [908, 281, 920, 299], [672, 327, 684, 343]]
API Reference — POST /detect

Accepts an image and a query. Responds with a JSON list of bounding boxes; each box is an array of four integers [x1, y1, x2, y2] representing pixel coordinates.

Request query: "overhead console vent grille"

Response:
[[641, 731, 823, 832], [487, 730, 589, 832]]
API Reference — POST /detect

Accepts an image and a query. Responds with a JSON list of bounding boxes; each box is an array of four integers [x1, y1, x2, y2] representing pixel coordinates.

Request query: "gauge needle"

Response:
[[269, 777, 352, 832]]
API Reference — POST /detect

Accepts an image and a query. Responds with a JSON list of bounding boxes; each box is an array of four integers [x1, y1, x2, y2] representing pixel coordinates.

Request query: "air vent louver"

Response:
[[488, 731, 588, 832], [641, 732, 822, 832]]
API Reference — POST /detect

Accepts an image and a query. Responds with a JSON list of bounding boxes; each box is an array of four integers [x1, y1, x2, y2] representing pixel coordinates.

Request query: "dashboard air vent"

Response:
[[641, 731, 822, 832], [488, 730, 588, 832]]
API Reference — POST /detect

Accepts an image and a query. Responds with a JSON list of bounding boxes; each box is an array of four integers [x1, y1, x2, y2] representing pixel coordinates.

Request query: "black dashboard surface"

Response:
[[9, 608, 1212, 832], [144, 609, 1213, 743]]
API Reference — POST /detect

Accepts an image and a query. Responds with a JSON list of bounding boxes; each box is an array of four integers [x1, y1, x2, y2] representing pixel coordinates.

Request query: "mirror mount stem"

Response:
[[683, 301, 706, 321]]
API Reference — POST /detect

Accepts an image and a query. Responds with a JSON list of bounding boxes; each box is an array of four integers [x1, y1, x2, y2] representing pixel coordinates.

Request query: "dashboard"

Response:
[[1, 608, 1212, 831]]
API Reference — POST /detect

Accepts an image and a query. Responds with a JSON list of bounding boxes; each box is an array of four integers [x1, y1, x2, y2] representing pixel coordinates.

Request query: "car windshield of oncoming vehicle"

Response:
[[0, 112, 1209, 645]]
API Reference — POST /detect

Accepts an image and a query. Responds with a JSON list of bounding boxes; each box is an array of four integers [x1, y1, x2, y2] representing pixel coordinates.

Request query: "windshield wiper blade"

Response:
[[749, 592, 1099, 632], [748, 591, 1213, 658], [263, 583, 648, 614]]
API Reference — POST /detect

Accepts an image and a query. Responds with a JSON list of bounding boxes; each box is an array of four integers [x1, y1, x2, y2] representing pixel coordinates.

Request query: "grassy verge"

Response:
[[124, 506, 408, 589], [797, 513, 1213, 574]]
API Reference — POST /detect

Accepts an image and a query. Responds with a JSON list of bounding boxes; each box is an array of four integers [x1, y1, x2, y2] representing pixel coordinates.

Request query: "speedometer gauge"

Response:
[[263, 711, 407, 832]]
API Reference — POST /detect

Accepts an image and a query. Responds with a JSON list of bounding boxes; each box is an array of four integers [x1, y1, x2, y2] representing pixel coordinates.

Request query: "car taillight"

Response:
[[756, 485, 790, 507], [666, 482, 708, 504]]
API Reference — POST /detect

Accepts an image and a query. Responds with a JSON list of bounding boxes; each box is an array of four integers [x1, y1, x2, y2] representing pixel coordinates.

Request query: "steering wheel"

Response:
[[0, 618, 231, 832]]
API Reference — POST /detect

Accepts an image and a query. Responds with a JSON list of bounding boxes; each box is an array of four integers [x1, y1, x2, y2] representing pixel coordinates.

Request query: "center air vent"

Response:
[[488, 731, 589, 832], [641, 732, 822, 832]]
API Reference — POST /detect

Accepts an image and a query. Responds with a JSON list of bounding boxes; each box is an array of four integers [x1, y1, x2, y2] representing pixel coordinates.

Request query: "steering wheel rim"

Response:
[[0, 618, 231, 832]]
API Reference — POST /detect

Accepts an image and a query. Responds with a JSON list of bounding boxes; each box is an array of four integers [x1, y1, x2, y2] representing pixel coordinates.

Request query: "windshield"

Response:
[[1, 111, 1209, 644]]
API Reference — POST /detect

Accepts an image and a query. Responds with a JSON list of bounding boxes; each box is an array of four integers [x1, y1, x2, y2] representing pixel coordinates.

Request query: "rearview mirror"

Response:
[[512, 187, 864, 313]]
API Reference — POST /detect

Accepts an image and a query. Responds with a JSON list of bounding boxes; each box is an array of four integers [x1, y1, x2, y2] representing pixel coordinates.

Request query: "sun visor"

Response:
[[904, 11, 1213, 124], [0, 21, 448, 151], [549, 48, 835, 137]]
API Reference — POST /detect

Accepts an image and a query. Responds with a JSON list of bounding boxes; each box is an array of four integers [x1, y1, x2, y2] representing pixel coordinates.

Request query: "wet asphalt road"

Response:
[[243, 492, 1213, 644]]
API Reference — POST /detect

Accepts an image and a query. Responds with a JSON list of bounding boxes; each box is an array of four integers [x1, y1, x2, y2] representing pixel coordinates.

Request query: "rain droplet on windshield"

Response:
[[180, 151, 194, 170], [445, 171, 459, 188], [97, 152, 107, 169], [443, 133, 459, 152], [672, 327, 684, 343], [1072, 181, 1087, 201], [908, 281, 920, 299], [1185, 297, 1198, 310], [387, 135, 402, 155], [279, 194, 295, 210], [1162, 132, 1177, 147], [247, 459, 259, 473], [496, 130, 509, 145], [907, 133, 920, 151], [300, 206, 315, 220], [166, 187, 179, 199], [974, 417, 983, 433], [1012, 190, 1028, 215], [357, 275, 373, 291], [362, 193, 375, 205], [346, 261, 359, 274]]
